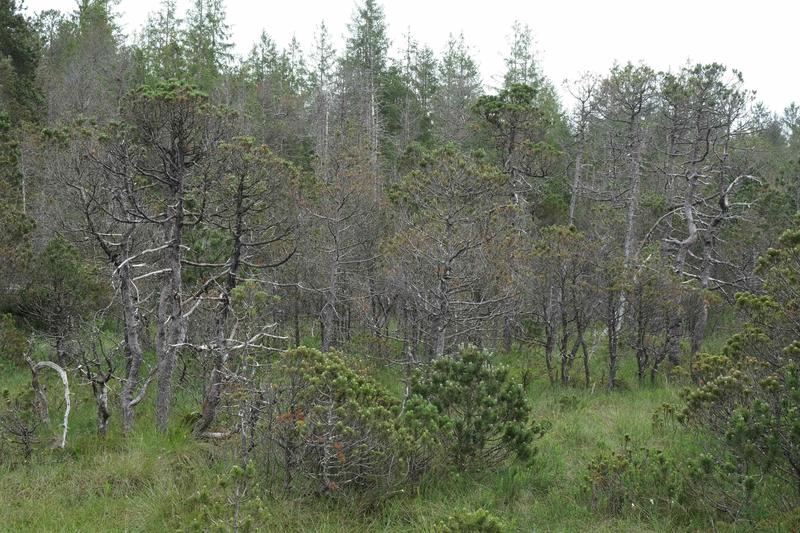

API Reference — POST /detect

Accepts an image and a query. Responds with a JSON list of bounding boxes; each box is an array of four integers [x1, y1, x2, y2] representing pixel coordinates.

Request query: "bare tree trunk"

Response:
[[559, 315, 570, 386], [119, 262, 144, 434], [433, 272, 449, 359], [321, 240, 339, 352], [434, 324, 446, 359], [195, 308, 229, 436], [581, 336, 591, 388], [617, 144, 643, 329], [156, 183, 187, 431], [622, 150, 641, 265], [321, 291, 336, 352], [55, 334, 67, 368], [544, 324, 555, 385], [29, 362, 50, 426], [543, 291, 556, 385], [95, 381, 110, 437], [635, 309, 647, 385], [675, 172, 700, 276], [567, 74, 596, 226], [573, 313, 590, 388], [369, 77, 380, 201], [502, 317, 513, 353], [293, 280, 301, 347], [607, 292, 619, 390], [690, 238, 713, 378], [412, 310, 421, 362], [154, 282, 175, 431], [196, 174, 254, 436]]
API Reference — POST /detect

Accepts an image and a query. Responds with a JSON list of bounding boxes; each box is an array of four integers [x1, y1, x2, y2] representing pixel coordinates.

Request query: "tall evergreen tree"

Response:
[[433, 33, 481, 144], [0, 112, 33, 309], [503, 21, 540, 88], [135, 0, 185, 82], [184, 0, 232, 90], [342, 0, 391, 192], [0, 0, 42, 123], [37, 0, 128, 122]]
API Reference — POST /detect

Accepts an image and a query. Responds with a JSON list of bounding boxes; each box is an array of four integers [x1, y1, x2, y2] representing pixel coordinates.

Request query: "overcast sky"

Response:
[[23, 0, 798, 112]]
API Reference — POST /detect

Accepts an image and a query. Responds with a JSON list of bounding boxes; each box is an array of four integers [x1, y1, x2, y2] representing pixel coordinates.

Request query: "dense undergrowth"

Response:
[[2, 335, 798, 532]]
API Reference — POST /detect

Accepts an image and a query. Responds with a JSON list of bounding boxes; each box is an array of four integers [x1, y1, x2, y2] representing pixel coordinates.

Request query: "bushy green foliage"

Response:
[[584, 435, 683, 518], [122, 77, 233, 160], [0, 0, 42, 123], [388, 144, 509, 218], [0, 313, 25, 364], [260, 346, 445, 499], [434, 508, 508, 532], [412, 345, 546, 469], [4, 1, 800, 529], [130, 77, 209, 103], [20, 235, 104, 338], [583, 432, 760, 523], [681, 449, 758, 521], [472, 82, 567, 217], [186, 460, 270, 533], [677, 220, 800, 512], [0, 388, 39, 466], [2, 351, 789, 532], [0, 112, 34, 309]]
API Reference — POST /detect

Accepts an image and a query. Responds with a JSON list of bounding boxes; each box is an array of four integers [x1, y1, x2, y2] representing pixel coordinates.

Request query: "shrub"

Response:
[[186, 461, 269, 533], [0, 388, 40, 466], [434, 508, 507, 532], [584, 435, 682, 519], [679, 222, 800, 508], [412, 345, 546, 469], [0, 313, 25, 365], [585, 432, 762, 523], [258, 346, 444, 500], [681, 450, 757, 521]]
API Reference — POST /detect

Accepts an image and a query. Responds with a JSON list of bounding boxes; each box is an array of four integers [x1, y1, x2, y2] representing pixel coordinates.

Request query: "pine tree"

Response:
[[37, 0, 128, 121], [503, 21, 540, 88], [0, 111, 33, 308], [135, 0, 185, 82], [433, 33, 481, 144], [184, 0, 232, 90], [0, 0, 42, 123], [342, 0, 391, 192]]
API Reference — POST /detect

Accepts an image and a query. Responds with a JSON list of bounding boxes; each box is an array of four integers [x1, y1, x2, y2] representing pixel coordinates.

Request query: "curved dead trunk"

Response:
[[26, 357, 70, 448]]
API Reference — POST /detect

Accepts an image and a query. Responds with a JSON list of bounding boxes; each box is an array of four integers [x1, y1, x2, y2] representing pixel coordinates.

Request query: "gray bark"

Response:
[[119, 261, 144, 434]]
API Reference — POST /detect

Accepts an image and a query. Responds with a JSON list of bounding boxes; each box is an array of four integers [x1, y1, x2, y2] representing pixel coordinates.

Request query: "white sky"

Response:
[[23, 0, 799, 113]]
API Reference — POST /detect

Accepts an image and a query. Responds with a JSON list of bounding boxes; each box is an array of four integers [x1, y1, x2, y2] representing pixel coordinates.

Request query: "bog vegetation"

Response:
[[1, 0, 799, 531]]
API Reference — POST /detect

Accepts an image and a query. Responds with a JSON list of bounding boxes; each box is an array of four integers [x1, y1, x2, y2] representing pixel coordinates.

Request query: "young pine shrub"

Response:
[[259, 346, 445, 500], [651, 402, 685, 438], [412, 345, 547, 470], [677, 223, 800, 513], [677, 349, 792, 520], [186, 461, 269, 533], [434, 508, 508, 532], [0, 388, 40, 466], [680, 450, 758, 522], [0, 313, 26, 365], [584, 435, 684, 520]]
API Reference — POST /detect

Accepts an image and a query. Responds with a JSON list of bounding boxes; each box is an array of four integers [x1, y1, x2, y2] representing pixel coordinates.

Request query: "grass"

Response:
[[0, 332, 792, 532]]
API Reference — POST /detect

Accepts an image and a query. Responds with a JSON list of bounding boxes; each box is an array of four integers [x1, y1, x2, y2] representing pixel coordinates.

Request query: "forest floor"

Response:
[[0, 337, 787, 532]]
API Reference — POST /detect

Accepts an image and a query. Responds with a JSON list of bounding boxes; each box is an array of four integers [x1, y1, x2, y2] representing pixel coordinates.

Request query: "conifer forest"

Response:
[[1, 0, 800, 530]]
